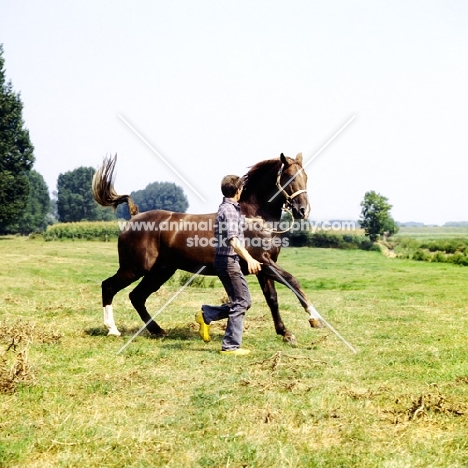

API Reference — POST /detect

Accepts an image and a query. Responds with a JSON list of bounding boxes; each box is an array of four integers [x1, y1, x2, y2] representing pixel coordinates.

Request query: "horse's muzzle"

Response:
[[291, 202, 310, 220]]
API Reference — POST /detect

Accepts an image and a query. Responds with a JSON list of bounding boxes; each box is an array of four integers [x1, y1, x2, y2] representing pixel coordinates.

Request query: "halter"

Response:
[[268, 163, 309, 234], [275, 164, 308, 210]]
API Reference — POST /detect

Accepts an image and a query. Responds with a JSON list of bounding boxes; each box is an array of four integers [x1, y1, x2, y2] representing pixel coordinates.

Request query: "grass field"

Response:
[[1, 236, 467, 467], [397, 225, 468, 240]]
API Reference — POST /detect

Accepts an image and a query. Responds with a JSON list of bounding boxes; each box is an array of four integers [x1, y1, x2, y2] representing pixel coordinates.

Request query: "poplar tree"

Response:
[[0, 44, 35, 228]]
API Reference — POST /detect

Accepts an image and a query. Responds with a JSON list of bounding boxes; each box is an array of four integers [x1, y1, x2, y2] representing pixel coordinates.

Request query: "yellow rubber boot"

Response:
[[195, 310, 210, 342]]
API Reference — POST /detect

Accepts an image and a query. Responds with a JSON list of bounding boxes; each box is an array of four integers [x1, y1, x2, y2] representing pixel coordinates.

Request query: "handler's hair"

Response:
[[220, 175, 243, 198]]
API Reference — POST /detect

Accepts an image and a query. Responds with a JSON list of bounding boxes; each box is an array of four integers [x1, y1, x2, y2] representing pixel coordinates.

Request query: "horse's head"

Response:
[[240, 153, 311, 221], [276, 153, 310, 219]]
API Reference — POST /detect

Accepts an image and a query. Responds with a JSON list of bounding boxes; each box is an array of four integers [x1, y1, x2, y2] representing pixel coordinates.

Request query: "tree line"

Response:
[[0, 161, 189, 235]]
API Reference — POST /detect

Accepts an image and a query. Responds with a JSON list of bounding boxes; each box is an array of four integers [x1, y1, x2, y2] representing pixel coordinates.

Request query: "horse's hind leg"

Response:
[[102, 268, 140, 336], [129, 264, 177, 337], [256, 272, 296, 344]]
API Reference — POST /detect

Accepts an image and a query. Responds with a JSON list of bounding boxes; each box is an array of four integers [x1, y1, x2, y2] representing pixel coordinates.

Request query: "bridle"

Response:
[[275, 163, 308, 210], [269, 163, 309, 234]]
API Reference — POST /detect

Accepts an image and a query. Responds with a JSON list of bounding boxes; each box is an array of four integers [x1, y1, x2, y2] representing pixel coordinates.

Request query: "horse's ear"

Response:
[[280, 153, 287, 165], [296, 153, 303, 164]]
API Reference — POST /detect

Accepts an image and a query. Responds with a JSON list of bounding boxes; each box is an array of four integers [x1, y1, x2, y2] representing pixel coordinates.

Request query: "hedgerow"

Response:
[[44, 221, 121, 241], [397, 237, 468, 266], [283, 230, 380, 251]]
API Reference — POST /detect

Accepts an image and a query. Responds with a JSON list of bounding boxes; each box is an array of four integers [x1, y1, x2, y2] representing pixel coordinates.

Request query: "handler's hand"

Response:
[[247, 259, 262, 275], [229, 237, 262, 275]]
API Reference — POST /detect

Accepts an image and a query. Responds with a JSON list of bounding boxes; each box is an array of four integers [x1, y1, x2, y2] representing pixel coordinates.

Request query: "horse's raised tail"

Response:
[[92, 155, 139, 216]]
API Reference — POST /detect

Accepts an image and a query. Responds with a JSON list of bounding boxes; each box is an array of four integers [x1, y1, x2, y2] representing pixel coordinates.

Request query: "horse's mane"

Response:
[[241, 158, 281, 198]]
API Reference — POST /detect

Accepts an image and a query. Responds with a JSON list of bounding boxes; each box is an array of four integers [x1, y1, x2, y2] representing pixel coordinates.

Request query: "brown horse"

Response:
[[92, 153, 323, 344]]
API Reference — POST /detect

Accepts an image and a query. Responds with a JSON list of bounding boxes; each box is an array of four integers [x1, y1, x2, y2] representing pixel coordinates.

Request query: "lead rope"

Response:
[[270, 206, 295, 234], [245, 207, 295, 236]]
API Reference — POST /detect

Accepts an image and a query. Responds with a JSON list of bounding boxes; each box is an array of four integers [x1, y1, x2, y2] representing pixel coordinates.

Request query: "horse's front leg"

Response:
[[256, 272, 297, 344], [261, 261, 325, 329]]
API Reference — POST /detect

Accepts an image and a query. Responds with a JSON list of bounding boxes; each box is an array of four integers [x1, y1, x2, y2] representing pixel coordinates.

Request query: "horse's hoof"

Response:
[[150, 329, 168, 339], [309, 318, 325, 329], [282, 333, 297, 346], [107, 328, 121, 337]]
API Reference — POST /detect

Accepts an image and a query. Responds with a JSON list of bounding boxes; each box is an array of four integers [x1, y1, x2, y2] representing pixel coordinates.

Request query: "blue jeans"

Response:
[[202, 255, 251, 350]]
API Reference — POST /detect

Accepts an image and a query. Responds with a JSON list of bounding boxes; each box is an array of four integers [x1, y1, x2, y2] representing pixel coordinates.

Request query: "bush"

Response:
[[431, 252, 447, 263], [359, 238, 380, 251], [307, 233, 345, 249], [447, 253, 468, 266], [286, 230, 310, 247], [421, 239, 467, 254], [393, 236, 468, 267], [397, 237, 420, 250], [412, 249, 430, 262]]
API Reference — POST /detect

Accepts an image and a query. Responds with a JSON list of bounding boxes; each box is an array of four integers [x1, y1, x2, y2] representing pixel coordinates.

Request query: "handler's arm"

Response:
[[229, 237, 262, 274]]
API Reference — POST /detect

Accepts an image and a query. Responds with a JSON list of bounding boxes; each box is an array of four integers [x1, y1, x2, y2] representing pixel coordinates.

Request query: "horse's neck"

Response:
[[240, 161, 285, 221], [240, 197, 284, 222]]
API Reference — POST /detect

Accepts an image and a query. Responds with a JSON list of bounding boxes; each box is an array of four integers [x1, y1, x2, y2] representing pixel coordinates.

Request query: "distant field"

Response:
[[397, 225, 468, 240], [1, 237, 467, 467]]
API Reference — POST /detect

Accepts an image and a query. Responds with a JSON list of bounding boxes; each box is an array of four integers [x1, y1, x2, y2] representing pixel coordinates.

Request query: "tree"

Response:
[[116, 181, 189, 219], [359, 190, 397, 242], [0, 44, 35, 228], [0, 170, 50, 234], [57, 166, 114, 222]]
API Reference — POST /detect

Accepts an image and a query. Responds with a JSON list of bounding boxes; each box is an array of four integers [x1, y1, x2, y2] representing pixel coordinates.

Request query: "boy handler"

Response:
[[196, 175, 262, 355]]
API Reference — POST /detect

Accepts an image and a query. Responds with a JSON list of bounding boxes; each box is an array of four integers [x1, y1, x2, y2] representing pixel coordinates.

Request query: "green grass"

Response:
[[1, 237, 468, 467]]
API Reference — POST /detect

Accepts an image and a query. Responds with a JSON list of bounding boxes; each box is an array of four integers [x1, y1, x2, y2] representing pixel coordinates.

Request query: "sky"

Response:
[[1, 0, 467, 225]]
